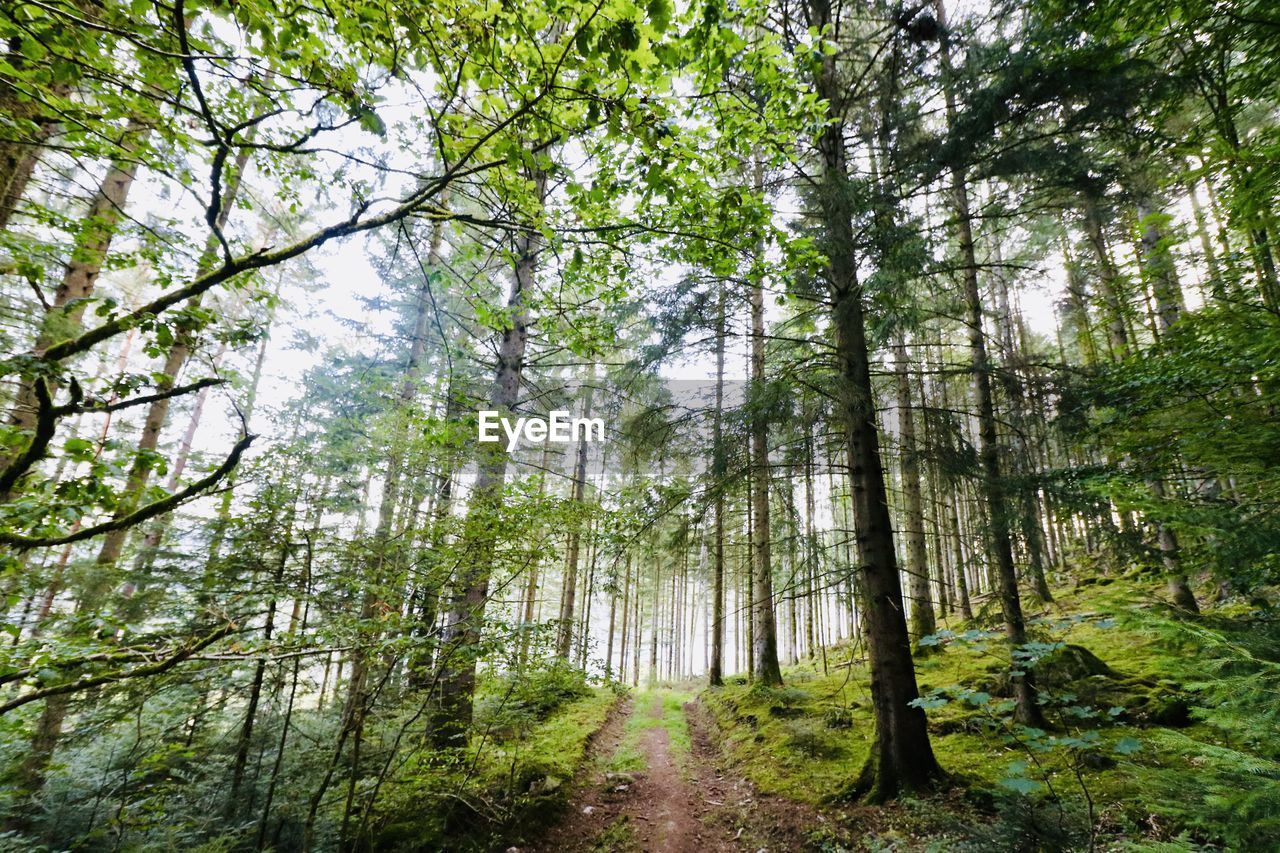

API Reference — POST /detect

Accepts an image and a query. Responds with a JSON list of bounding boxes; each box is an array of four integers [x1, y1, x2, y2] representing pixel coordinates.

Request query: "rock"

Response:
[[930, 717, 974, 736], [529, 775, 562, 795], [583, 805, 595, 815], [1034, 644, 1119, 689], [1080, 751, 1116, 770], [1142, 695, 1192, 727]]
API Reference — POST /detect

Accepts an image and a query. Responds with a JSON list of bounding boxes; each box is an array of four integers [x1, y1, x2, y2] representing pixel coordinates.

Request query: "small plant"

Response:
[[822, 705, 854, 730]]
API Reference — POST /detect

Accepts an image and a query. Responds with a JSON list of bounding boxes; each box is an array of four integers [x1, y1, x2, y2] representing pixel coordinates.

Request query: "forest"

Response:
[[0, 0, 1278, 849]]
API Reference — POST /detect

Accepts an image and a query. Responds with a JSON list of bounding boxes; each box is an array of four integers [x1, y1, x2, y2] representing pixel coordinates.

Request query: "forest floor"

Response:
[[500, 577, 1280, 851], [521, 689, 818, 851]]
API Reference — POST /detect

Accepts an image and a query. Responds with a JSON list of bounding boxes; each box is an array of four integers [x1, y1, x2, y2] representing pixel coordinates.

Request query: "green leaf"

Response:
[[1114, 737, 1142, 755], [999, 776, 1043, 795]]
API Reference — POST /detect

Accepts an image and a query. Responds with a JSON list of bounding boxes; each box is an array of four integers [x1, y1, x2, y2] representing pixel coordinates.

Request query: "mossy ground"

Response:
[[701, 577, 1280, 850], [371, 681, 621, 850]]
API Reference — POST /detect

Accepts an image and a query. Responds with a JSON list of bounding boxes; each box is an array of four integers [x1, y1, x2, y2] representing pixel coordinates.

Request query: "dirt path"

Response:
[[520, 690, 818, 852]]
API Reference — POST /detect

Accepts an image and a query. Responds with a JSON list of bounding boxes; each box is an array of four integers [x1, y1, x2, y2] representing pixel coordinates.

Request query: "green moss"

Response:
[[702, 679, 873, 803], [701, 577, 1280, 848], [371, 685, 620, 850], [593, 815, 639, 851]]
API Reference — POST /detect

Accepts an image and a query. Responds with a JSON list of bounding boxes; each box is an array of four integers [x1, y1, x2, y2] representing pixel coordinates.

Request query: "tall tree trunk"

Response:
[[1183, 173, 1227, 298], [1137, 200, 1185, 334], [991, 244, 1053, 603], [2, 121, 146, 489], [227, 531, 293, 816], [429, 171, 544, 747], [811, 0, 942, 800], [709, 286, 727, 686], [1133, 200, 1199, 613], [895, 336, 936, 645], [556, 387, 594, 658], [649, 541, 661, 686], [935, 0, 1044, 727], [617, 552, 632, 681], [744, 459, 755, 681], [749, 181, 783, 685], [94, 146, 253, 575], [1082, 196, 1131, 359]]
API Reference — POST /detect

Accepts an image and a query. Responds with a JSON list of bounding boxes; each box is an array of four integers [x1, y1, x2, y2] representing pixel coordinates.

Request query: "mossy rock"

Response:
[[975, 644, 1120, 698], [1126, 690, 1193, 727], [1080, 751, 1117, 770], [929, 715, 986, 736], [528, 774, 563, 795], [1035, 644, 1120, 688], [1075, 575, 1118, 589], [769, 703, 805, 719]]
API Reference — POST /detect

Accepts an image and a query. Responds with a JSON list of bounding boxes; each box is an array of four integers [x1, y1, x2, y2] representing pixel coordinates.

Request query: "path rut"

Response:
[[519, 690, 818, 852]]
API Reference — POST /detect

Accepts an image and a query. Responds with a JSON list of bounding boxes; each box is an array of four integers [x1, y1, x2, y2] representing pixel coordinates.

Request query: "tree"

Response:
[[804, 0, 945, 801]]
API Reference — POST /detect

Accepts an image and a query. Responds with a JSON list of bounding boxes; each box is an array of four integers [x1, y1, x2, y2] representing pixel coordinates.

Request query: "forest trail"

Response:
[[523, 689, 817, 852]]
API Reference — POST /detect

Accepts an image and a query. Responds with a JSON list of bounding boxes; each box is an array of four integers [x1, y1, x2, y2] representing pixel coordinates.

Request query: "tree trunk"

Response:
[[227, 533, 293, 816], [1137, 199, 1185, 334], [556, 387, 594, 658], [2, 121, 146, 487], [430, 169, 544, 747], [709, 287, 727, 686], [94, 146, 253, 574], [749, 185, 783, 685], [895, 336, 936, 645], [935, 0, 1044, 727], [810, 0, 942, 799], [1082, 195, 1131, 359]]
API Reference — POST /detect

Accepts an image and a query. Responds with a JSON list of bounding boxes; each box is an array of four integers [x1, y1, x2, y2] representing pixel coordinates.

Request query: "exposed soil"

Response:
[[518, 691, 820, 852]]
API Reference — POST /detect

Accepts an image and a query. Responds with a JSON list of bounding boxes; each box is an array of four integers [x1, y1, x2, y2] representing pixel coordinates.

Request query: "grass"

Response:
[[370, 684, 621, 851], [700, 575, 1280, 849], [475, 684, 620, 788], [593, 815, 639, 851], [607, 689, 693, 775]]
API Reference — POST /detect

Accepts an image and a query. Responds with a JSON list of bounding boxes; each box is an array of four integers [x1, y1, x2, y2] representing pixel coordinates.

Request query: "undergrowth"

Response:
[[701, 577, 1280, 850], [366, 666, 622, 851]]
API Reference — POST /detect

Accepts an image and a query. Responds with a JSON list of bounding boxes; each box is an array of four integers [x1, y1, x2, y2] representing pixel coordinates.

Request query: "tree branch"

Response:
[[0, 624, 237, 715], [1, 433, 254, 549], [56, 378, 223, 417]]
